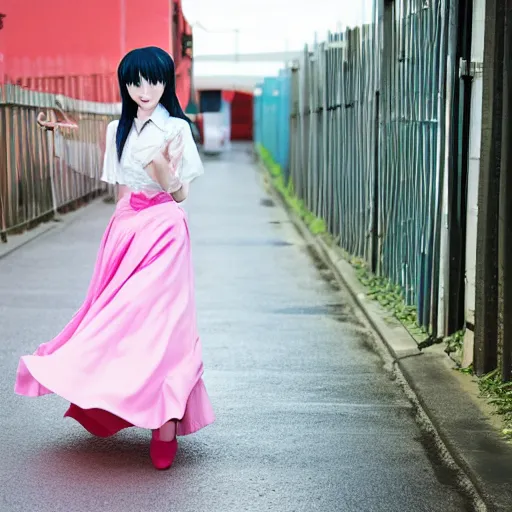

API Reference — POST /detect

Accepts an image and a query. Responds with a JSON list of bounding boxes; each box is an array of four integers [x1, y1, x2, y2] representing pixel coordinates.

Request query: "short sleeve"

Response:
[[176, 122, 204, 184], [100, 121, 120, 184]]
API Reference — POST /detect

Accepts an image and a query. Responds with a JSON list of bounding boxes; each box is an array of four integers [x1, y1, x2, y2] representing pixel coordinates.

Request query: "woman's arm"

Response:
[[148, 123, 203, 202], [147, 132, 188, 200]]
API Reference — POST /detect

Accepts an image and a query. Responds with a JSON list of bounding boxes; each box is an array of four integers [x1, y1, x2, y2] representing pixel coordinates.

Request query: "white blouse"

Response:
[[100, 104, 204, 192]]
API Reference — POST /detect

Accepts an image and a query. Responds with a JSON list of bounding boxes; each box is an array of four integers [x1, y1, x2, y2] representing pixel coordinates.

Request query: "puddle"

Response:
[[260, 198, 275, 208], [197, 238, 291, 247], [274, 303, 363, 326]]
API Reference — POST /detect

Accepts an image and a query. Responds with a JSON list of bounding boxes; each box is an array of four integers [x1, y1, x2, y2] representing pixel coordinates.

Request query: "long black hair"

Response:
[[116, 46, 191, 160]]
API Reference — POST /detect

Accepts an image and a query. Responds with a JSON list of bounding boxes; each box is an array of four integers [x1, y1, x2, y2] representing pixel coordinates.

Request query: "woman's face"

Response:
[[127, 75, 165, 113]]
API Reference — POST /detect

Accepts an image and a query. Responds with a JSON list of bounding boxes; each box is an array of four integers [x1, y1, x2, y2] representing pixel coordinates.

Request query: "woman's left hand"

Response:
[[147, 132, 185, 192]]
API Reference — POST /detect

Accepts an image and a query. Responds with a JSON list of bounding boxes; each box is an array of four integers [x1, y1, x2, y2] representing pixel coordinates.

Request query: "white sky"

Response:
[[182, 0, 375, 89], [182, 0, 375, 55]]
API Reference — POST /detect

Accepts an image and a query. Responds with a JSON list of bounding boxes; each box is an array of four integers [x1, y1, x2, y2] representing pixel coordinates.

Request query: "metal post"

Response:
[[430, 0, 450, 340], [474, 0, 505, 376], [371, 90, 380, 274], [498, 0, 512, 382], [437, 0, 460, 337], [447, 0, 473, 334], [377, 0, 393, 278]]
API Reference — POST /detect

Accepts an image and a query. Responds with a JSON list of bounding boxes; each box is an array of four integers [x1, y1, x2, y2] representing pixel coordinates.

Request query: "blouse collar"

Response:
[[133, 103, 170, 134]]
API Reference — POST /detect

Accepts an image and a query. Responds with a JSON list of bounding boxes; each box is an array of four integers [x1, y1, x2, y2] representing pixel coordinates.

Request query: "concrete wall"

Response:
[[465, 0, 486, 327], [462, 0, 486, 365]]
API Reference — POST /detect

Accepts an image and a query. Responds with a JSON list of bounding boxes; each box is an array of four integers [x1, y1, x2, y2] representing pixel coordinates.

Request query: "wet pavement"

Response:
[[0, 146, 471, 511]]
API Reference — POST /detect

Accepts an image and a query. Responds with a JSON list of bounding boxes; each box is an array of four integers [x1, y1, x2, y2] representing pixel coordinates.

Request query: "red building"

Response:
[[0, 0, 193, 106], [230, 91, 253, 140]]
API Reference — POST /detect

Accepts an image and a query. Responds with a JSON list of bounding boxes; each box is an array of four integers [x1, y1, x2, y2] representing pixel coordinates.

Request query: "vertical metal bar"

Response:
[[437, 0, 462, 337], [446, 0, 473, 334], [0, 100, 7, 242], [474, 0, 505, 376], [379, 0, 392, 279], [430, 0, 450, 339], [371, 90, 380, 273], [321, 43, 328, 223], [498, 0, 512, 382]]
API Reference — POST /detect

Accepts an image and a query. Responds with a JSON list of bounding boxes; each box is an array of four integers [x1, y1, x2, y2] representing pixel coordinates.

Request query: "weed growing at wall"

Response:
[[257, 144, 326, 235], [444, 330, 465, 360], [479, 370, 512, 440], [351, 258, 429, 341]]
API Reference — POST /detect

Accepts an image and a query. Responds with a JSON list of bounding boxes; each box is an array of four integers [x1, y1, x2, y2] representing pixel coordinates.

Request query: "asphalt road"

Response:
[[0, 146, 471, 511]]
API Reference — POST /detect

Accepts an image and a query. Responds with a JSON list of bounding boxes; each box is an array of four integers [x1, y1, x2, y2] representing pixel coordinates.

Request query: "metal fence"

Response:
[[380, 0, 447, 331], [255, 0, 450, 338], [0, 84, 119, 241]]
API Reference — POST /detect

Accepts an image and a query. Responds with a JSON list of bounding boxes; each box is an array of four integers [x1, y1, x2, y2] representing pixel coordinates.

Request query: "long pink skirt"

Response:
[[14, 191, 215, 437]]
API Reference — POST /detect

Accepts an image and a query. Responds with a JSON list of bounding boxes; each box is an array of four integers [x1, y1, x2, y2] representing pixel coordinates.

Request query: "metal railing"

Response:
[[0, 84, 119, 241], [255, 0, 449, 339]]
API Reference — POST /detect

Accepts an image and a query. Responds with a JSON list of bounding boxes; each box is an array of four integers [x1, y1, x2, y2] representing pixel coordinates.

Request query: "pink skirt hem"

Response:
[[14, 191, 215, 437]]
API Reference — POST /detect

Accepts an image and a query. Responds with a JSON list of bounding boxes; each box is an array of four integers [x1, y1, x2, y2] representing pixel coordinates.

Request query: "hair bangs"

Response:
[[118, 47, 172, 86]]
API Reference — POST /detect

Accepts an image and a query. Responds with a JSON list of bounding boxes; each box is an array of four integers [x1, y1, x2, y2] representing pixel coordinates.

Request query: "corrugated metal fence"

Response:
[[255, 0, 449, 338], [0, 83, 119, 242]]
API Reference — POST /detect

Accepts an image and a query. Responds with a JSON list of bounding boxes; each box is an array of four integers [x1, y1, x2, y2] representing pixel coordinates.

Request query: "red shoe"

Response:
[[150, 430, 178, 470]]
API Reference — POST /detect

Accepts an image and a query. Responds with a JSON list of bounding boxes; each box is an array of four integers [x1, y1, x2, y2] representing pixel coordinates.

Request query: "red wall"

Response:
[[231, 92, 253, 140], [0, 0, 191, 105]]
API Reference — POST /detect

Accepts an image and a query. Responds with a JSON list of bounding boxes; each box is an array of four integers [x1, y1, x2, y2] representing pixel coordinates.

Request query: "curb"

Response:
[[0, 197, 109, 261], [262, 169, 420, 360], [259, 166, 500, 512], [0, 222, 58, 261]]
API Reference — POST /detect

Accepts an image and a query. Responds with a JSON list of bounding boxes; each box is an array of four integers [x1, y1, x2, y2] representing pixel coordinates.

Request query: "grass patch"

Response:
[[257, 144, 327, 235], [445, 329, 465, 366], [351, 258, 428, 340], [478, 370, 512, 440], [455, 362, 512, 441], [451, 345, 512, 440], [445, 330, 465, 355]]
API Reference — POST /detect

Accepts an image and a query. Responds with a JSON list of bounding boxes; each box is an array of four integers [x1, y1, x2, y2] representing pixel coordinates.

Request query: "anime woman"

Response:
[[15, 47, 215, 470]]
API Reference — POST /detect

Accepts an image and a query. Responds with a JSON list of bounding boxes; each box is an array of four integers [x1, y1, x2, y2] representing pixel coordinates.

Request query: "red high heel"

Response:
[[150, 421, 178, 470]]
